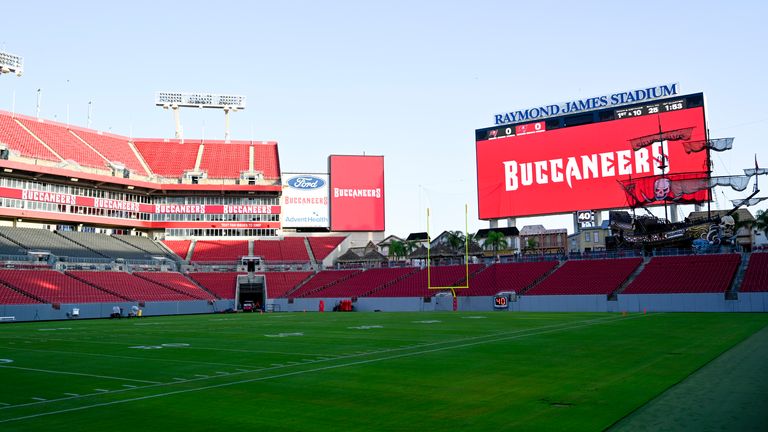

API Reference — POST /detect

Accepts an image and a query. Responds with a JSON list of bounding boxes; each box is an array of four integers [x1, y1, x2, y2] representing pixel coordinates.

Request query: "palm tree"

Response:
[[404, 240, 419, 256], [445, 230, 466, 253], [525, 237, 539, 254], [388, 240, 406, 262], [484, 231, 507, 260], [466, 232, 481, 251], [754, 210, 768, 237]]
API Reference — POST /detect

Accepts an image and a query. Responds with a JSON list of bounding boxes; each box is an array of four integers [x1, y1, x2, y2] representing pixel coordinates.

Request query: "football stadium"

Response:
[[1, 3, 768, 431]]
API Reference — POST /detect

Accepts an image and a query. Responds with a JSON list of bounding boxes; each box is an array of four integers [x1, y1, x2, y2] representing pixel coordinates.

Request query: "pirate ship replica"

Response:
[[610, 122, 766, 251]]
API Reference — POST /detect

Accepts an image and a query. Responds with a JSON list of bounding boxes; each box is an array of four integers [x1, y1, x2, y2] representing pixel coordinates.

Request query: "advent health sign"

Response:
[[329, 155, 385, 231], [281, 173, 330, 228]]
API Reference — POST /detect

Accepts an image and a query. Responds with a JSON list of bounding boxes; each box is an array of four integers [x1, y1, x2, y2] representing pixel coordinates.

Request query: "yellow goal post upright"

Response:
[[426, 204, 470, 301]]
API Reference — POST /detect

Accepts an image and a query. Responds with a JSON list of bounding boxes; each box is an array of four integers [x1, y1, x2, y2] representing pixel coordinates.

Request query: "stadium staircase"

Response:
[[519, 260, 564, 295], [187, 240, 197, 261], [304, 238, 317, 268], [726, 253, 750, 299], [248, 240, 254, 256], [194, 143, 205, 171], [609, 258, 650, 300], [66, 129, 112, 167], [128, 141, 153, 175]]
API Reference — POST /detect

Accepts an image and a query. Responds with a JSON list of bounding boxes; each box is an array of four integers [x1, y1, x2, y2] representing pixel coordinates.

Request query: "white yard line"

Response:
[[0, 314, 645, 423], [0, 365, 159, 384], [1, 346, 257, 369]]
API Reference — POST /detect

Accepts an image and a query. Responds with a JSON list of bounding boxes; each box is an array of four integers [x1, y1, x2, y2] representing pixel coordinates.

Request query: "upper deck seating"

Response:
[[133, 140, 200, 177], [0, 113, 59, 161], [198, 143, 250, 178], [18, 119, 106, 168], [307, 237, 346, 261], [71, 129, 148, 175], [252, 142, 280, 180]]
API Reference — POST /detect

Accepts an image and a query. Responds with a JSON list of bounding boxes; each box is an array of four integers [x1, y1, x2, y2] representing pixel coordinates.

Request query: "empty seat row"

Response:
[[623, 254, 741, 294], [526, 258, 641, 296], [0, 227, 104, 259]]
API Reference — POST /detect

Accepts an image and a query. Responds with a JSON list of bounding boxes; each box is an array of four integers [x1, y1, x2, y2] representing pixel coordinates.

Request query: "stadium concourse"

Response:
[[0, 111, 768, 321]]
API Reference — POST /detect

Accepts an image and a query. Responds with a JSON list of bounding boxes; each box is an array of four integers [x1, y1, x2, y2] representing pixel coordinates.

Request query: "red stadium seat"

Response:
[[525, 258, 641, 296], [623, 254, 740, 294]]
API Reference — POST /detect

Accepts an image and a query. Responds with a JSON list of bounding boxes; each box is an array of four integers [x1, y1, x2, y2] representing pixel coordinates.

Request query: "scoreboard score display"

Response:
[[475, 93, 708, 219]]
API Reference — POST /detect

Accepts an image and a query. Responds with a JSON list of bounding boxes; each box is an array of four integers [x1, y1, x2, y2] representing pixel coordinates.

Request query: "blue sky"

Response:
[[2, 1, 767, 236]]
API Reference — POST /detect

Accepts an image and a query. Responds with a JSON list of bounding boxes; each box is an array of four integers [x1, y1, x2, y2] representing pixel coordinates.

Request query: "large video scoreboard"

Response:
[[475, 93, 708, 219]]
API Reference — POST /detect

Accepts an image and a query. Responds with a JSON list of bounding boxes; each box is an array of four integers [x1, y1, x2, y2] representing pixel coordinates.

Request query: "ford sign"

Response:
[[287, 176, 326, 189]]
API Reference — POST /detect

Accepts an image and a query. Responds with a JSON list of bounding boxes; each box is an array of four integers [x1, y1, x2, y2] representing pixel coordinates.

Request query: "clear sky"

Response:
[[2, 1, 767, 237]]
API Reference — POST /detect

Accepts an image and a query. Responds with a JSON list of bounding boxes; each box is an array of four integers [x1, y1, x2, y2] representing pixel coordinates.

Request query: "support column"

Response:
[[669, 204, 679, 223]]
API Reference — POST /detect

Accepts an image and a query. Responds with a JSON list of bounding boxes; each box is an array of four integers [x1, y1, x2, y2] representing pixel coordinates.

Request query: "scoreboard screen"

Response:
[[475, 93, 708, 219]]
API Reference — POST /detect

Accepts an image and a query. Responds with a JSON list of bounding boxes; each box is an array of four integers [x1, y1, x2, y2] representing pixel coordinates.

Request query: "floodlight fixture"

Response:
[[0, 51, 23, 76], [155, 91, 246, 142]]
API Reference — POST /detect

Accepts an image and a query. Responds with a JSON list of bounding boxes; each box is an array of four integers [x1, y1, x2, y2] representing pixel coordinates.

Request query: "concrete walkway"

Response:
[[610, 323, 768, 431]]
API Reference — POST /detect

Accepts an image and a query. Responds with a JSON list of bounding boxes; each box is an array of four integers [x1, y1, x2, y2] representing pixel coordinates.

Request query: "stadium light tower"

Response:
[[155, 92, 246, 142], [0, 51, 24, 77]]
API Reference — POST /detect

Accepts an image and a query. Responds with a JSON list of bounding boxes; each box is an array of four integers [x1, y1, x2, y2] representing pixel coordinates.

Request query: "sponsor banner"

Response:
[[281, 174, 330, 228], [0, 205, 281, 230], [0, 188, 279, 215], [476, 106, 708, 219], [329, 155, 385, 231], [153, 221, 280, 229]]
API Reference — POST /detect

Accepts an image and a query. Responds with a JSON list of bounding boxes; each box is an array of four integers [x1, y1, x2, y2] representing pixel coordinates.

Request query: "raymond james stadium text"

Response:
[[494, 83, 679, 125]]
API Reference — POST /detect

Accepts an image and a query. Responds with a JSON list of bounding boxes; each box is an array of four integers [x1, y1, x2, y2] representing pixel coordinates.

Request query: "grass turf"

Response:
[[0, 311, 766, 431]]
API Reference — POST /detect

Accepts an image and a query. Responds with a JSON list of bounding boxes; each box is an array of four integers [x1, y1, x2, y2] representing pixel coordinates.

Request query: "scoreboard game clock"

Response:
[[614, 99, 687, 120]]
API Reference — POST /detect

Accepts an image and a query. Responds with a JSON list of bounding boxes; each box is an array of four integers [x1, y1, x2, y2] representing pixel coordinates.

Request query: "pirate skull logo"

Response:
[[720, 215, 735, 237], [653, 178, 671, 201]]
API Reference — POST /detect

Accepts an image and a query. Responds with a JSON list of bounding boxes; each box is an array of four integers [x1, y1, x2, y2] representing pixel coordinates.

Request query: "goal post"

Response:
[[426, 204, 470, 299]]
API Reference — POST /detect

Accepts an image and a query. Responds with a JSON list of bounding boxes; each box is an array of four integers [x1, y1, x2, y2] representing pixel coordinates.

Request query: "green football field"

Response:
[[0, 311, 766, 431]]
